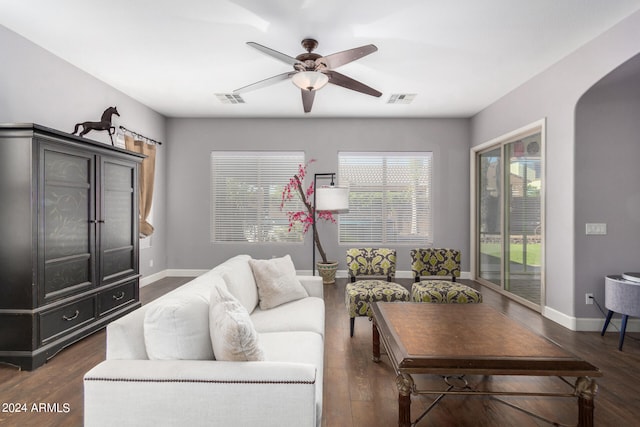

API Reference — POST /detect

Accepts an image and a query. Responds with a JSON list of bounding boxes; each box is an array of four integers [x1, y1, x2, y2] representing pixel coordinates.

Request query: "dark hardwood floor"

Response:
[[1, 276, 638, 426]]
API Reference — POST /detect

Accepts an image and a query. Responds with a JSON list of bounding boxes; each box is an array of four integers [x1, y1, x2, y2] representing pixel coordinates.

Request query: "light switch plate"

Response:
[[585, 223, 607, 235]]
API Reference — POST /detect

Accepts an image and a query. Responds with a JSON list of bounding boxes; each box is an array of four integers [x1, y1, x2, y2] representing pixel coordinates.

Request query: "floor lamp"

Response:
[[312, 173, 349, 275]]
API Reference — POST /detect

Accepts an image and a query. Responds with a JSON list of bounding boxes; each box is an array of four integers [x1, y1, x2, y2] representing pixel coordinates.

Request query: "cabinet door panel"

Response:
[[41, 146, 95, 302], [44, 256, 91, 298], [103, 247, 135, 279], [44, 185, 90, 259], [103, 185, 134, 249], [44, 149, 89, 182], [101, 160, 138, 284]]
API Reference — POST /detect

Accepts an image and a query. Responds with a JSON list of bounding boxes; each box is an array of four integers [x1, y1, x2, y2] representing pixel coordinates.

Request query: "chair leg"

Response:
[[350, 317, 355, 337], [618, 315, 629, 351], [601, 310, 614, 336]]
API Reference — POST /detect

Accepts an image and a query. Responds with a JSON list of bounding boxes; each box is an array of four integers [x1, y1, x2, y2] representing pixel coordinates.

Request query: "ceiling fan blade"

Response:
[[301, 89, 315, 113], [326, 70, 382, 97], [234, 71, 297, 94], [320, 44, 378, 69], [246, 42, 301, 66]]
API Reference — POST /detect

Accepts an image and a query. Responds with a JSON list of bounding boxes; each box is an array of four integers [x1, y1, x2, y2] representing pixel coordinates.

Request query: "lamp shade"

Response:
[[316, 185, 349, 213], [292, 71, 329, 91]]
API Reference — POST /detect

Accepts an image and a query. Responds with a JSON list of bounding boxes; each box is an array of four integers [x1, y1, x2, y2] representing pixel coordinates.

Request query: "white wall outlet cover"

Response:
[[585, 223, 607, 235]]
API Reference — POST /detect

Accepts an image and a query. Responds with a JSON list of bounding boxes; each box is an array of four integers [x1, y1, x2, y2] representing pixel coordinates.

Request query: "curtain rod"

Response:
[[119, 126, 162, 145]]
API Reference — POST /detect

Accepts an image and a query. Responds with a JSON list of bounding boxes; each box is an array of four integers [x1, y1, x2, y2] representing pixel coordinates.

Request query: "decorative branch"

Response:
[[281, 160, 336, 264]]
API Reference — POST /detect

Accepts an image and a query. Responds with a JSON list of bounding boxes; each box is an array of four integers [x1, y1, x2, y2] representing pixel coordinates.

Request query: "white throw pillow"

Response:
[[143, 294, 214, 360], [217, 255, 259, 313], [209, 285, 265, 361], [249, 255, 309, 310]]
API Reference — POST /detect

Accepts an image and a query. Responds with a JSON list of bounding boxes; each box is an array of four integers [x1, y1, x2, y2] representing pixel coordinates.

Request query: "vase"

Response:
[[316, 261, 339, 284]]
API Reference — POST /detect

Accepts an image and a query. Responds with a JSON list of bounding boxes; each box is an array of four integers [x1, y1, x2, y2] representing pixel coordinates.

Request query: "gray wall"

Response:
[[5, 8, 640, 327], [166, 117, 470, 274], [0, 24, 168, 280], [471, 10, 640, 325], [575, 53, 640, 318]]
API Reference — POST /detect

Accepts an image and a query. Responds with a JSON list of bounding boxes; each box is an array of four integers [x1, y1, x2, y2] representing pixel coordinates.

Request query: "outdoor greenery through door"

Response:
[[475, 121, 544, 309]]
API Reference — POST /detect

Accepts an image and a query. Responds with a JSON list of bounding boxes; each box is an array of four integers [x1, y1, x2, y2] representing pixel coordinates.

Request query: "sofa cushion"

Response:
[[215, 255, 259, 314], [249, 255, 309, 309], [143, 294, 214, 360], [210, 284, 265, 361], [251, 297, 325, 337], [180, 270, 229, 303]]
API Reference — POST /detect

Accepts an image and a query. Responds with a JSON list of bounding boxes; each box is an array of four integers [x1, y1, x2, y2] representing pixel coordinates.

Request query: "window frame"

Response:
[[210, 151, 305, 244], [337, 151, 433, 246]]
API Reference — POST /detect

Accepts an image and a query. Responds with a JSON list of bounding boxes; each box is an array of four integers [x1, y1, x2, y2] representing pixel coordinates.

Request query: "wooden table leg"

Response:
[[575, 376, 597, 427], [372, 320, 380, 362], [396, 373, 414, 427]]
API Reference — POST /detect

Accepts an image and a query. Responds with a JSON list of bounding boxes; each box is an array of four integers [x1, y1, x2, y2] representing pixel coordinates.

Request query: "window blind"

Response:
[[338, 152, 432, 245], [211, 151, 305, 243]]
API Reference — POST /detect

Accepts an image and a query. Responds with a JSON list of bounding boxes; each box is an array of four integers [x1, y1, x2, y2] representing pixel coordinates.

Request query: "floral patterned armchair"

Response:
[[344, 248, 410, 337], [410, 248, 482, 304], [347, 247, 397, 281], [410, 248, 461, 282]]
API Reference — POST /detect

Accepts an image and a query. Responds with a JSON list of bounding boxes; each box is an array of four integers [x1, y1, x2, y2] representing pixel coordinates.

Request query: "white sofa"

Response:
[[84, 255, 325, 427]]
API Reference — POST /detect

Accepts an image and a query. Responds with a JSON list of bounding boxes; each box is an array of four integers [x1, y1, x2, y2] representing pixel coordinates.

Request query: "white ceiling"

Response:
[[2, 0, 640, 118]]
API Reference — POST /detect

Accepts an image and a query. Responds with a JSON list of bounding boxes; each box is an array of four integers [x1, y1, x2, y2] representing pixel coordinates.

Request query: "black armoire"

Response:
[[0, 124, 143, 370]]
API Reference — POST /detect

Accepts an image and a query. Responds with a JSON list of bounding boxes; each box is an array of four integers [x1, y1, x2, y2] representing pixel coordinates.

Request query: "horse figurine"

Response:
[[72, 106, 120, 145]]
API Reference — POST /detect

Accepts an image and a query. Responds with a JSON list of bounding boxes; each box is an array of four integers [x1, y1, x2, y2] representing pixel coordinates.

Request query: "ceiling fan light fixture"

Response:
[[292, 71, 329, 91]]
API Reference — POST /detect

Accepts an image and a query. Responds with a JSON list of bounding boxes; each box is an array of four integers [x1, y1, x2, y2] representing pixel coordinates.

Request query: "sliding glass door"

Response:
[[478, 148, 502, 287], [504, 137, 542, 304], [475, 124, 544, 309]]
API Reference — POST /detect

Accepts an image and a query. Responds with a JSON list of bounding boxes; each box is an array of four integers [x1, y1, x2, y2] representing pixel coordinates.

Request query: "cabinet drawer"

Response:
[[40, 297, 96, 343], [98, 281, 137, 316]]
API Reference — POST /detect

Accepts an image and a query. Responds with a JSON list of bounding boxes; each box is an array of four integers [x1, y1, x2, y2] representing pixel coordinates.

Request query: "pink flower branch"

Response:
[[281, 160, 336, 264]]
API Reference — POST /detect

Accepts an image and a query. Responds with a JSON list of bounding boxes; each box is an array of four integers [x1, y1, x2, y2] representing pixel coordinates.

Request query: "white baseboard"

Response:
[[543, 305, 640, 332], [140, 270, 167, 287], [576, 316, 640, 332], [542, 306, 578, 330]]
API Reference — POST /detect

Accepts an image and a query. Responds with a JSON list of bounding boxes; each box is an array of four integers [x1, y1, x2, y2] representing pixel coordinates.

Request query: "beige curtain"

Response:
[[125, 134, 156, 237]]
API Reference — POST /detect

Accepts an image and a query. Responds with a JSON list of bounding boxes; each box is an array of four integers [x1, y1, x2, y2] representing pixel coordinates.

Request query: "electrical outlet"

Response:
[[585, 223, 607, 235], [149, 259, 154, 267], [585, 293, 593, 304]]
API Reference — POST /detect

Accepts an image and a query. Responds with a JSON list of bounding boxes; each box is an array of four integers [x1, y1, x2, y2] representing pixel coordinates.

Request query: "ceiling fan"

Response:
[[233, 38, 382, 113]]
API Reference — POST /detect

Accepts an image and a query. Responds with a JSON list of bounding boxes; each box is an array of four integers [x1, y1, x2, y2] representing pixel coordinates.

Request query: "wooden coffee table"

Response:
[[371, 302, 602, 427]]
